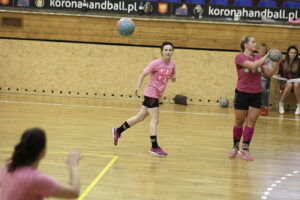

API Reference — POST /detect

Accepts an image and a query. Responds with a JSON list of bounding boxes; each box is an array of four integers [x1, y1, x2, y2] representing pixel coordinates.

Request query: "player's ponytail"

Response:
[[240, 36, 252, 52], [8, 128, 46, 172]]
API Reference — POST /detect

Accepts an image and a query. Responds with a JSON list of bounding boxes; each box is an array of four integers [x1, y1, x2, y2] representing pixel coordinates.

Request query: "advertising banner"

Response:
[[1, 0, 299, 22]]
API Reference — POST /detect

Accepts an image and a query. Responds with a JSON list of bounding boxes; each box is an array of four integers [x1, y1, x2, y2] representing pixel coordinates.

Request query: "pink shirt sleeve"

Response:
[[31, 172, 59, 197], [235, 54, 249, 68], [143, 60, 157, 74]]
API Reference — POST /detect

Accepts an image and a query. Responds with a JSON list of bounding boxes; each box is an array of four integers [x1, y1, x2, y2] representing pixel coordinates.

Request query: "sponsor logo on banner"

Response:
[[158, 3, 168, 14], [175, 3, 188, 16], [138, 1, 153, 15], [35, 0, 44, 8], [17, 0, 29, 7], [193, 4, 203, 18], [143, 2, 153, 14], [48, 0, 138, 13], [0, 0, 9, 6]]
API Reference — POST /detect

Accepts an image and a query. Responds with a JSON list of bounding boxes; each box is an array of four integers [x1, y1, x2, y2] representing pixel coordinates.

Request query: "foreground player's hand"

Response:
[[65, 150, 82, 168]]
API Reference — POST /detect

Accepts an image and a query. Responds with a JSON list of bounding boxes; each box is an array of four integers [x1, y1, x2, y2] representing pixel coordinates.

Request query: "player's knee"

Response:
[[247, 119, 256, 127], [151, 119, 159, 125], [235, 119, 244, 127], [137, 116, 145, 122]]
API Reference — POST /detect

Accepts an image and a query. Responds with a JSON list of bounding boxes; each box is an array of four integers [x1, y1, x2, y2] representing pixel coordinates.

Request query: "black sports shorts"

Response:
[[234, 89, 262, 110], [142, 96, 159, 108]]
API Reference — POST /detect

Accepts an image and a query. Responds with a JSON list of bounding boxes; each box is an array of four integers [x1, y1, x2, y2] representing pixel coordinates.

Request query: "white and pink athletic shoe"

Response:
[[238, 150, 253, 161]]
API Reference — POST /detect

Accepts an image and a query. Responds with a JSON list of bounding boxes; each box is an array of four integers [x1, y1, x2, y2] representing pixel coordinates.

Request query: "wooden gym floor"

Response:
[[0, 93, 299, 200]]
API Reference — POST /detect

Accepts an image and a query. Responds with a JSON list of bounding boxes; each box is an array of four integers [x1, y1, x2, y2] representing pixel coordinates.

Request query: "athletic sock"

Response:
[[117, 121, 130, 135], [233, 126, 243, 148], [150, 136, 158, 148], [242, 126, 254, 150]]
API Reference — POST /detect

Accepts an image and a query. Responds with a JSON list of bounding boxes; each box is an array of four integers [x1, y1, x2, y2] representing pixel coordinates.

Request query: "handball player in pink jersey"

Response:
[[0, 128, 81, 200], [112, 42, 176, 157], [229, 36, 279, 161]]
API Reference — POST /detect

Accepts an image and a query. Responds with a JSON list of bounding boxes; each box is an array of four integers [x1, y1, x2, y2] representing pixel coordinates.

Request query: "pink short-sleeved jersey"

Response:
[[0, 165, 59, 200], [235, 53, 262, 94], [143, 58, 176, 98]]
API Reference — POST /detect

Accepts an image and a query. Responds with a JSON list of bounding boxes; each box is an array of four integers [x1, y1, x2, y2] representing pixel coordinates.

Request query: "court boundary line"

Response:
[[261, 170, 300, 200], [0, 148, 119, 200], [78, 156, 118, 200], [0, 37, 240, 52], [0, 100, 299, 121]]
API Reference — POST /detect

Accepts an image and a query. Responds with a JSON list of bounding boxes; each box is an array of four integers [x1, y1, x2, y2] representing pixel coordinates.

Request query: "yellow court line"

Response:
[[0, 149, 116, 158], [49, 151, 116, 158], [77, 156, 119, 200]]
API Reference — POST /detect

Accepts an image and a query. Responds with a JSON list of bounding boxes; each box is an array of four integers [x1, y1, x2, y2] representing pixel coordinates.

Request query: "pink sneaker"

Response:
[[238, 150, 253, 161], [149, 147, 168, 157], [228, 147, 239, 158], [112, 127, 120, 146]]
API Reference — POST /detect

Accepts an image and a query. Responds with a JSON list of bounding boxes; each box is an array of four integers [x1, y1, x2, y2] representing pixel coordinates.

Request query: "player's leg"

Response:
[[147, 107, 167, 157], [229, 89, 248, 158], [293, 83, 300, 115], [279, 82, 293, 114], [238, 92, 262, 161], [112, 106, 148, 145], [229, 109, 247, 158]]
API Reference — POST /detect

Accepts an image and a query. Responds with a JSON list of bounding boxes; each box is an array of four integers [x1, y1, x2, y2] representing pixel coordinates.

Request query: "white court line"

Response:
[[261, 170, 300, 199], [0, 100, 299, 121]]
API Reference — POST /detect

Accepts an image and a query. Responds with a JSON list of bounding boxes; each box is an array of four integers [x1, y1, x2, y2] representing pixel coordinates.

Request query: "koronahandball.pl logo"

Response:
[[35, 0, 44, 8]]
